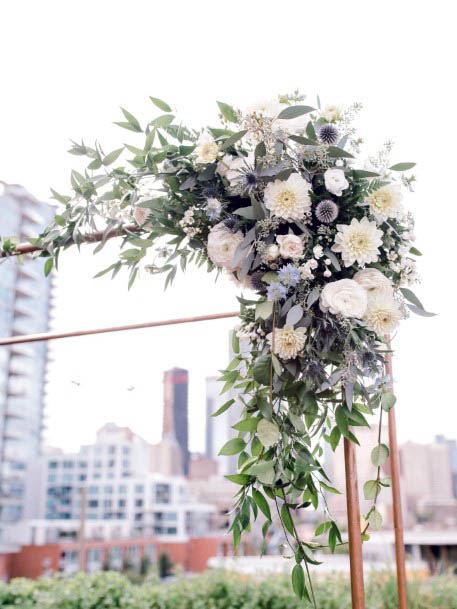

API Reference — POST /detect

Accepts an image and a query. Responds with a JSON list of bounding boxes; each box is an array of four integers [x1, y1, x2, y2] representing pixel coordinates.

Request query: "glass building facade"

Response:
[[0, 184, 54, 532]]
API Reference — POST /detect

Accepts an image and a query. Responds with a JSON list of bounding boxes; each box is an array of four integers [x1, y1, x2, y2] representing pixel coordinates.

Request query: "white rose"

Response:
[[324, 168, 349, 197], [264, 244, 280, 262], [321, 105, 342, 123], [207, 223, 244, 271], [353, 268, 393, 295], [320, 279, 368, 318], [195, 133, 219, 164], [276, 234, 304, 260], [216, 154, 234, 178]]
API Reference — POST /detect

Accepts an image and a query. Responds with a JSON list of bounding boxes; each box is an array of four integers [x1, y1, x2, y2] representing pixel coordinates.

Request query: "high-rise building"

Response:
[[400, 440, 456, 524], [325, 424, 391, 522], [0, 184, 54, 532], [149, 368, 190, 477], [435, 435, 457, 499], [205, 376, 240, 475]]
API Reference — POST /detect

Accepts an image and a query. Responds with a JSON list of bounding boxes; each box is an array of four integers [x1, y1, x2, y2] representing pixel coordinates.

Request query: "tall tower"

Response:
[[0, 183, 54, 532], [163, 368, 189, 475]]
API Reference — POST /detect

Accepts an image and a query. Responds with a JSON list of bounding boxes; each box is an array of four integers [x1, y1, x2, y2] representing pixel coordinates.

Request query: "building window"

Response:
[[48, 461, 58, 469], [135, 484, 144, 494], [155, 484, 171, 504]]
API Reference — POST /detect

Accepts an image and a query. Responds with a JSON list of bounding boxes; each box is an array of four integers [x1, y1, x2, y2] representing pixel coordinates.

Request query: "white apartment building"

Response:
[[12, 423, 216, 546]]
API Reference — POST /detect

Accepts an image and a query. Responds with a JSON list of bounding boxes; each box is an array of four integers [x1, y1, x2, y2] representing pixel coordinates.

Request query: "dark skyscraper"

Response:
[[163, 368, 189, 475]]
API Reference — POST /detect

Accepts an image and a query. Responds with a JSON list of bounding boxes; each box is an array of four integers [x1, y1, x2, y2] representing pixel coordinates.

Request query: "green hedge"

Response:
[[0, 571, 456, 609]]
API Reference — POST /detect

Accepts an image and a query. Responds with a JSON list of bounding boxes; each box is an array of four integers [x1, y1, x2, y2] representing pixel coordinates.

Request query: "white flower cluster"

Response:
[[320, 268, 403, 335], [178, 208, 200, 238]]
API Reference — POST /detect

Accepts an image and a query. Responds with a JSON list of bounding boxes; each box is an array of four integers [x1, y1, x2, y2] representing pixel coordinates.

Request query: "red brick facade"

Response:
[[0, 535, 225, 581]]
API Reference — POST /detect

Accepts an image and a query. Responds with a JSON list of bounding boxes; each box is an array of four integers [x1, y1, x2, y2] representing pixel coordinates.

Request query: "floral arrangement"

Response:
[[1, 93, 432, 605]]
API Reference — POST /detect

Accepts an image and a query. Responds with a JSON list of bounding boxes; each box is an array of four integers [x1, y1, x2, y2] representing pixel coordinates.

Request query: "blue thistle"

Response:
[[267, 282, 287, 302], [278, 264, 301, 287], [318, 124, 339, 145]]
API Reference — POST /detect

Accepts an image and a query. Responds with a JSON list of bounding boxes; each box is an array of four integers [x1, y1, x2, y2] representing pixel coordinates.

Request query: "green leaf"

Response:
[[314, 520, 332, 537], [261, 272, 278, 285], [291, 564, 305, 599], [389, 162, 416, 172], [286, 304, 303, 326], [233, 206, 255, 219], [349, 169, 380, 179], [248, 460, 275, 485], [120, 107, 142, 132], [381, 392, 396, 412], [288, 134, 317, 145], [367, 507, 383, 530], [149, 96, 172, 113], [327, 146, 354, 159], [407, 304, 436, 317], [103, 147, 124, 166], [212, 399, 235, 417], [225, 474, 251, 485], [255, 300, 273, 320], [363, 479, 380, 501], [409, 246, 422, 256], [252, 489, 272, 521], [280, 504, 295, 536], [335, 406, 349, 436], [221, 130, 248, 151], [277, 105, 315, 119], [271, 354, 282, 376], [217, 101, 239, 123], [44, 258, 53, 277], [232, 417, 258, 432], [151, 114, 175, 128], [218, 438, 246, 456], [329, 426, 341, 451], [371, 443, 389, 467], [400, 287, 424, 310], [320, 481, 341, 495], [257, 419, 280, 448]]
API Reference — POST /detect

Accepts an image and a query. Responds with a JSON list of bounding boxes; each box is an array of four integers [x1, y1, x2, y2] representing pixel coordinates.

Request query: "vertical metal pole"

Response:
[[79, 486, 87, 572], [344, 437, 366, 609], [384, 342, 408, 609]]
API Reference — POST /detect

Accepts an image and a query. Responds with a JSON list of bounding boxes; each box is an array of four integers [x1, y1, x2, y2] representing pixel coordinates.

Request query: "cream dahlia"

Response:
[[353, 268, 393, 294], [267, 325, 307, 360], [320, 279, 368, 318], [363, 292, 402, 335], [264, 173, 312, 221], [367, 184, 403, 223], [207, 223, 244, 270], [195, 132, 219, 164], [332, 217, 383, 267]]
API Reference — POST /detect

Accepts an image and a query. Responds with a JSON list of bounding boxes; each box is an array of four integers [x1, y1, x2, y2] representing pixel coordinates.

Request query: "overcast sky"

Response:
[[1, 0, 455, 452]]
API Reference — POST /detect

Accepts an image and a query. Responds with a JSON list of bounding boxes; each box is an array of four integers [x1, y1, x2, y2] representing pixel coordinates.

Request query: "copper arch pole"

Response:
[[344, 436, 366, 609], [384, 337, 408, 609], [0, 223, 140, 258], [0, 311, 239, 346]]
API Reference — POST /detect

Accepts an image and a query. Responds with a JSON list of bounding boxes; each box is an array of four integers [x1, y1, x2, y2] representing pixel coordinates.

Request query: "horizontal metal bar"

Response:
[[0, 311, 239, 346]]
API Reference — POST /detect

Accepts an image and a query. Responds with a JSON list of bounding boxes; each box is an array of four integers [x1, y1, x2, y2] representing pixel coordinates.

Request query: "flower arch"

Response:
[[0, 93, 433, 607]]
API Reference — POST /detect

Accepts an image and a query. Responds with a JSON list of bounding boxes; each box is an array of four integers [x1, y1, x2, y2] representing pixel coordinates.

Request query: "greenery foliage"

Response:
[[0, 571, 456, 609]]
